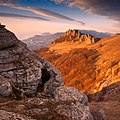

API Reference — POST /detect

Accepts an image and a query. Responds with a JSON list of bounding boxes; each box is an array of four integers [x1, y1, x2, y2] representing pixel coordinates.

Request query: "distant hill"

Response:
[[35, 30, 120, 94], [23, 30, 112, 50], [78, 30, 112, 38], [23, 32, 62, 50]]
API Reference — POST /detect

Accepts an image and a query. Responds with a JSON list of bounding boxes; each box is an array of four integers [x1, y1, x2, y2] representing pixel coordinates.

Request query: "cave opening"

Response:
[[37, 68, 51, 92], [41, 68, 51, 87]]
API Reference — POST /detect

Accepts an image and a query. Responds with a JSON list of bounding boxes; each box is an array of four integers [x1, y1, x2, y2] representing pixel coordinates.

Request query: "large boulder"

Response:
[[0, 96, 93, 120], [54, 86, 88, 105], [0, 24, 63, 97]]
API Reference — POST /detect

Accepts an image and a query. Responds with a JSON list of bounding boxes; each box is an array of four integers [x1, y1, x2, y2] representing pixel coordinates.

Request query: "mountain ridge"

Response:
[[53, 29, 100, 44], [23, 32, 62, 50], [35, 31, 120, 94], [23, 29, 112, 50]]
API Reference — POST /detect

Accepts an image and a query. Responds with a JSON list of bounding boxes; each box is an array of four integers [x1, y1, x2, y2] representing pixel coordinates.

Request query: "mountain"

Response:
[[35, 29, 120, 94], [40, 32, 51, 36], [53, 29, 100, 44], [1, 24, 101, 120], [78, 30, 112, 38], [34, 29, 120, 120], [1, 23, 119, 119], [23, 30, 111, 50], [23, 32, 62, 50]]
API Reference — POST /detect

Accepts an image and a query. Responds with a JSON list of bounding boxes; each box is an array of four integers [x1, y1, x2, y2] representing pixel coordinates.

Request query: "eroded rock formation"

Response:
[[0, 24, 63, 98], [53, 29, 100, 44]]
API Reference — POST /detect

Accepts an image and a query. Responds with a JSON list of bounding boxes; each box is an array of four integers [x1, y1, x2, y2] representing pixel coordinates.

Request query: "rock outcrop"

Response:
[[0, 24, 63, 97], [54, 86, 88, 105], [0, 24, 96, 120], [88, 81, 120, 102], [53, 29, 100, 44], [0, 88, 93, 120]]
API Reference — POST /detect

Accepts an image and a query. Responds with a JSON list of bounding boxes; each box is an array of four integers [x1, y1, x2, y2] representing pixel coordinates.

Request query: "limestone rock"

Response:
[[54, 29, 99, 44], [0, 97, 93, 120], [0, 40, 42, 96], [42, 62, 63, 98], [55, 102, 93, 120], [0, 24, 18, 50], [33, 54, 63, 98], [0, 24, 63, 97], [0, 75, 12, 96], [54, 86, 88, 105]]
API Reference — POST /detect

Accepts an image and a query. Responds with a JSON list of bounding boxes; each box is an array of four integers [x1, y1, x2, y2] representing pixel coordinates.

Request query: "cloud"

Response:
[[0, 0, 19, 4], [0, 0, 85, 25], [13, 5, 85, 25], [0, 12, 50, 21], [53, 0, 120, 22]]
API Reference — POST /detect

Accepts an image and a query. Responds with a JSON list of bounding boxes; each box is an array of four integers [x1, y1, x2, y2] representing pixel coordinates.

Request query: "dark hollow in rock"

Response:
[[41, 68, 51, 87], [37, 68, 51, 93]]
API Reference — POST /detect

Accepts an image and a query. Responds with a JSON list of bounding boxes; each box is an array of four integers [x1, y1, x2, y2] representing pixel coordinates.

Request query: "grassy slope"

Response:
[[35, 35, 120, 94]]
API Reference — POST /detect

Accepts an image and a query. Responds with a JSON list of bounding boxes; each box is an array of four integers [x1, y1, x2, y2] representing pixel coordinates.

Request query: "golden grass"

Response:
[[35, 35, 120, 94]]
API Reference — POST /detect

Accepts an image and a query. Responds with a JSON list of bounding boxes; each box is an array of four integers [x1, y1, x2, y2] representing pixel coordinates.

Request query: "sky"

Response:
[[0, 0, 120, 39]]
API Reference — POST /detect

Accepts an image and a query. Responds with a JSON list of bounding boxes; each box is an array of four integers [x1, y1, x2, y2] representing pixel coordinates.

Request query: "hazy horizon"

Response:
[[0, 0, 120, 39]]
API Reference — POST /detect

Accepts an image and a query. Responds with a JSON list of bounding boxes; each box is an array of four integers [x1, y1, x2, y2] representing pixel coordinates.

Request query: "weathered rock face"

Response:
[[0, 75, 12, 96], [54, 86, 88, 105], [53, 29, 99, 44], [33, 55, 63, 98], [0, 24, 18, 50], [0, 89, 93, 120], [0, 24, 63, 97]]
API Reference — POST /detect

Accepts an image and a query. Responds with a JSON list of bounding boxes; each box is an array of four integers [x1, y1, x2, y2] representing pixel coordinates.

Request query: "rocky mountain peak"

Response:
[[54, 29, 100, 44]]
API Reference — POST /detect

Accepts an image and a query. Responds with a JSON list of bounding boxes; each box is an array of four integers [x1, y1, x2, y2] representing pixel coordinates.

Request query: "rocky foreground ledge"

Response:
[[0, 24, 105, 120]]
